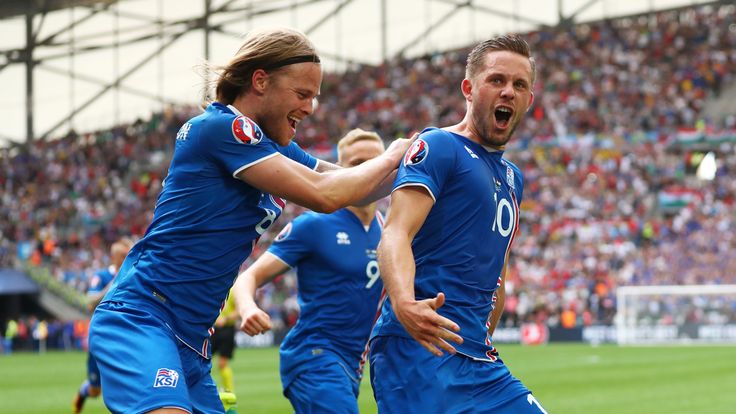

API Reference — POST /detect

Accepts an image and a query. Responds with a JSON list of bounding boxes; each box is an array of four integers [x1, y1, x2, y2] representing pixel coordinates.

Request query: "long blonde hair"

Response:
[[210, 27, 320, 104]]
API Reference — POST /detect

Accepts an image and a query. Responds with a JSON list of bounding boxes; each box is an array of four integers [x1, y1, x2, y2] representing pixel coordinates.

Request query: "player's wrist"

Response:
[[393, 295, 417, 311]]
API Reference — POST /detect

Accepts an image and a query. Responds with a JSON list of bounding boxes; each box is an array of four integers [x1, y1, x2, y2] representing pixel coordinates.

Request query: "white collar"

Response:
[[227, 104, 244, 117]]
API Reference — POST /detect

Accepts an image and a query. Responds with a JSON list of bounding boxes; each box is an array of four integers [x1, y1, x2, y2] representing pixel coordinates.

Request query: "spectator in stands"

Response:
[[1, 3, 733, 335], [3, 318, 18, 354]]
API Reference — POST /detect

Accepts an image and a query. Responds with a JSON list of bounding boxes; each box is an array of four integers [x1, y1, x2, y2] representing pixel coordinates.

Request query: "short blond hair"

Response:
[[111, 237, 134, 254], [110, 237, 134, 268], [336, 128, 384, 163]]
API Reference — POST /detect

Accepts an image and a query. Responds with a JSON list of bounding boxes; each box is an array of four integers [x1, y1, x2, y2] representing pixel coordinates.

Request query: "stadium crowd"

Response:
[[1, 3, 734, 336]]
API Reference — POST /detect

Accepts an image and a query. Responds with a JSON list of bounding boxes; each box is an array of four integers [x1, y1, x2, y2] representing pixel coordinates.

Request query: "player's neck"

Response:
[[229, 95, 261, 124], [444, 119, 480, 144], [346, 205, 376, 227], [445, 119, 505, 151]]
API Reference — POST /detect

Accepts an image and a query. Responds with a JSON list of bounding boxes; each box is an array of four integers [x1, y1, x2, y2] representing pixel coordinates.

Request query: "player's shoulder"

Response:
[[94, 267, 112, 279], [417, 127, 470, 155], [298, 210, 352, 233], [274, 211, 323, 243], [500, 157, 523, 179], [416, 127, 462, 147], [191, 102, 267, 145], [500, 157, 522, 174], [402, 127, 461, 168], [184, 103, 229, 131], [500, 157, 524, 190], [291, 210, 324, 227]]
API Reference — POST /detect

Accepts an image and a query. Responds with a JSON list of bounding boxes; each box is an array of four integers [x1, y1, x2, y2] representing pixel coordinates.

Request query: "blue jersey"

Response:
[[87, 266, 115, 296], [269, 208, 384, 390], [371, 128, 523, 361], [103, 102, 317, 357]]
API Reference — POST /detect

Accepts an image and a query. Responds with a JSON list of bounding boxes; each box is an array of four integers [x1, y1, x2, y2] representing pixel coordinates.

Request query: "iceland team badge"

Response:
[[153, 368, 179, 388], [403, 139, 428, 166], [232, 116, 262, 145], [506, 166, 515, 189]]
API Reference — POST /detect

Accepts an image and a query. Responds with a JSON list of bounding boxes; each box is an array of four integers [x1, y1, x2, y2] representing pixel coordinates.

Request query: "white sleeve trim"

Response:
[[265, 251, 295, 269], [393, 183, 436, 203], [312, 159, 320, 171], [232, 152, 280, 178]]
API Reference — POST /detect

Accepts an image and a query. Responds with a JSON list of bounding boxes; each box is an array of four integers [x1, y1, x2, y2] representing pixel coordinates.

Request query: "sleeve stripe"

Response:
[[265, 251, 295, 269], [392, 183, 436, 203], [232, 152, 280, 178]]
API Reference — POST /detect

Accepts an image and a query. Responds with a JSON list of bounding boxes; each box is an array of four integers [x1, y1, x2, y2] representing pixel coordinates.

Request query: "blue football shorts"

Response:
[[86, 352, 101, 387], [89, 301, 223, 414], [369, 336, 548, 414], [284, 358, 361, 414]]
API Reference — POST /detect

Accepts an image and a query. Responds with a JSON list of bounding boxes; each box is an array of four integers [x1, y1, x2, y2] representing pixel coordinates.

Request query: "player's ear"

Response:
[[526, 92, 535, 112], [251, 69, 269, 95], [461, 78, 473, 101]]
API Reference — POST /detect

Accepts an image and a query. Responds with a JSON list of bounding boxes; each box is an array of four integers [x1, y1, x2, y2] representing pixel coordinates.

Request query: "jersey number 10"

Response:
[[491, 193, 515, 238]]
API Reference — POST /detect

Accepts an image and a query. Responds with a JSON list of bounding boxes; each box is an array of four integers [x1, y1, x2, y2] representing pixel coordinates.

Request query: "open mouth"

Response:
[[288, 115, 299, 130], [494, 106, 513, 129]]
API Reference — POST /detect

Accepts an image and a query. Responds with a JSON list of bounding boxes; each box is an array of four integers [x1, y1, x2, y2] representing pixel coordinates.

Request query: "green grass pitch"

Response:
[[1, 344, 735, 413]]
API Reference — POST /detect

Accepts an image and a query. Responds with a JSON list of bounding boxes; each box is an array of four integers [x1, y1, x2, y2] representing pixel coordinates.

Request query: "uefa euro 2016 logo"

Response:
[[403, 139, 428, 167], [153, 368, 180, 388], [232, 115, 263, 145]]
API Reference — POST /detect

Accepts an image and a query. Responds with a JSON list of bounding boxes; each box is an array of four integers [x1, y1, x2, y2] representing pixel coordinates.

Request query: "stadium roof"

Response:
[[0, 0, 722, 146], [0, 269, 39, 295], [0, 0, 119, 20]]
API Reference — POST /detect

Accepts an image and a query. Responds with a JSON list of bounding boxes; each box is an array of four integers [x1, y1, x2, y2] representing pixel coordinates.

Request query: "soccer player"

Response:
[[369, 34, 548, 413], [72, 238, 133, 414], [87, 27, 412, 414], [234, 128, 386, 414], [211, 289, 238, 393]]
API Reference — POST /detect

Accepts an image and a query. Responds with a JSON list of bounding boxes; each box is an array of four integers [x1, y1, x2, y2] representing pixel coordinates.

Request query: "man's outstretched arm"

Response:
[[378, 186, 463, 356]]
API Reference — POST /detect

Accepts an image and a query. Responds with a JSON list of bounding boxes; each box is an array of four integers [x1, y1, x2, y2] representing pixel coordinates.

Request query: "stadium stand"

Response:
[[1, 3, 734, 346]]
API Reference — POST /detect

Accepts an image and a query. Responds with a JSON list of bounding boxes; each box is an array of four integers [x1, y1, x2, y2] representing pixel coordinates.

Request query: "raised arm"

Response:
[[238, 137, 412, 213], [379, 186, 463, 356], [232, 252, 291, 336], [315, 158, 398, 206]]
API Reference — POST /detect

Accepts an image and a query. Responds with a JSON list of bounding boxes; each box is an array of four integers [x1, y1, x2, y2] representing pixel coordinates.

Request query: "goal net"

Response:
[[615, 285, 736, 345]]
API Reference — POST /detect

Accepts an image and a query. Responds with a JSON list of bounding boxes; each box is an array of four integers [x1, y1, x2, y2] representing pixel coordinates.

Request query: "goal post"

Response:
[[616, 285, 736, 345]]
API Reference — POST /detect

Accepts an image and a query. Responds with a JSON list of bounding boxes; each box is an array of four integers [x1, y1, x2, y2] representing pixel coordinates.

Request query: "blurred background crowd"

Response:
[[1, 3, 734, 347]]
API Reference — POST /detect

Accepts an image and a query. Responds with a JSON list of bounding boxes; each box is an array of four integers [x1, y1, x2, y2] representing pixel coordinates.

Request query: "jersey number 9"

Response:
[[365, 260, 380, 289]]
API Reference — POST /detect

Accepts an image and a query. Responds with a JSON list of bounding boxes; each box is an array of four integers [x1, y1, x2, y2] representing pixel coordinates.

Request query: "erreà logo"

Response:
[[336, 232, 351, 245], [403, 139, 428, 166], [153, 368, 180, 388], [232, 116, 262, 145]]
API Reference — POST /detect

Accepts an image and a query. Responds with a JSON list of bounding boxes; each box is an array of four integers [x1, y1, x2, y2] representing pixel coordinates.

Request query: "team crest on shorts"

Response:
[[232, 116, 262, 145], [404, 139, 428, 166], [153, 368, 180, 388]]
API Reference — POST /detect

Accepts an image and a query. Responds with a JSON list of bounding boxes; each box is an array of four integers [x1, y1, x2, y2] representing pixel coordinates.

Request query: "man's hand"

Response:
[[384, 133, 418, 166], [393, 292, 463, 356], [240, 306, 273, 336]]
